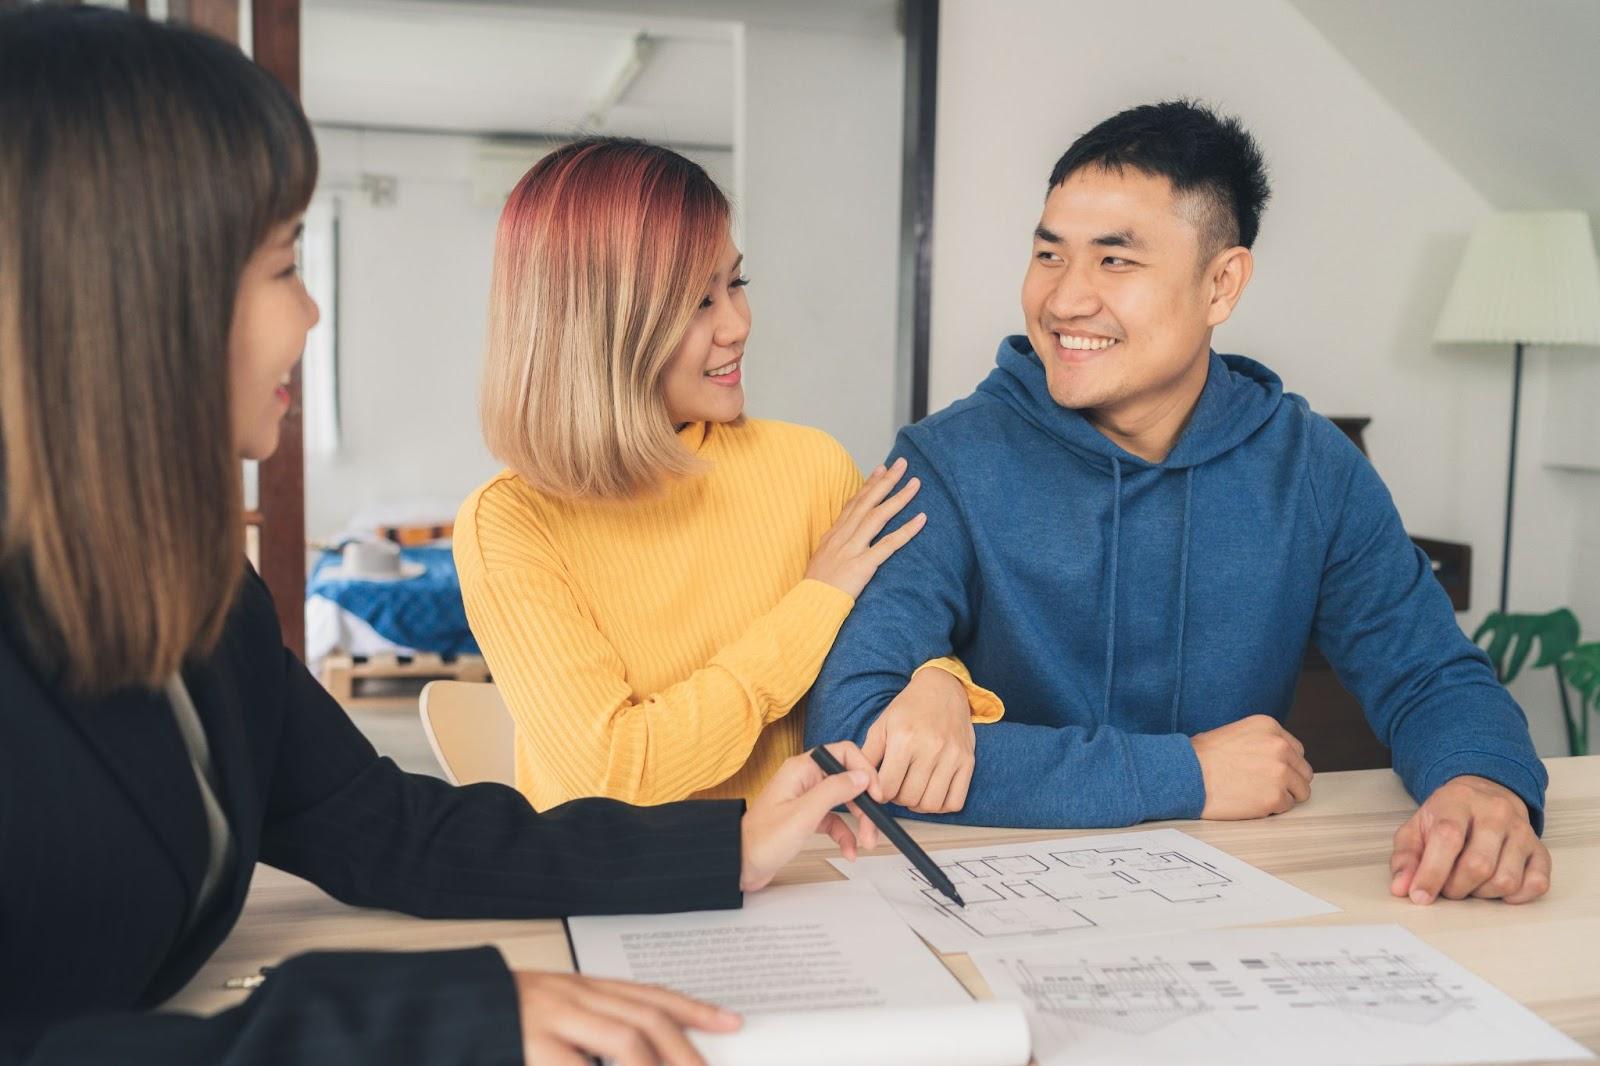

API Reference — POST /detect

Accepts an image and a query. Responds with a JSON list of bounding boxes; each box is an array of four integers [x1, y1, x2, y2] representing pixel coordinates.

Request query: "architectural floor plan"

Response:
[[972, 925, 1592, 1065], [834, 829, 1335, 953]]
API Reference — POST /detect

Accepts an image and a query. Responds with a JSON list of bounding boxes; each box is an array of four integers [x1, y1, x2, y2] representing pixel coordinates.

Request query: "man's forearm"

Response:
[[898, 720, 1207, 829], [1383, 682, 1548, 834]]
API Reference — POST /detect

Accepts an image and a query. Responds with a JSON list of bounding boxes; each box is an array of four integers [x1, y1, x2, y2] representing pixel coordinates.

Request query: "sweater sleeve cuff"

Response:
[[1127, 732, 1207, 822], [716, 579, 855, 724], [913, 658, 1005, 724], [790, 576, 857, 618], [1415, 751, 1549, 835]]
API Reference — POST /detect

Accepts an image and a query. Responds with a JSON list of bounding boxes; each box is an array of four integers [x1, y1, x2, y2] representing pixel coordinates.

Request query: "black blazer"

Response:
[[0, 567, 744, 1064]]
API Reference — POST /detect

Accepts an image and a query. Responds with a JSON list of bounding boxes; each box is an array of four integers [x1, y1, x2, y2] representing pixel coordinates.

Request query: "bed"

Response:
[[305, 542, 486, 702]]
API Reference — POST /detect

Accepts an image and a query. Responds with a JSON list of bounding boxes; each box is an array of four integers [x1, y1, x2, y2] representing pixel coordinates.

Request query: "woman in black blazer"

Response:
[[0, 7, 886, 1064]]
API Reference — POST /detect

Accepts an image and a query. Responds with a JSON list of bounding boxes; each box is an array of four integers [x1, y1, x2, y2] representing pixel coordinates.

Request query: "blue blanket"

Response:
[[307, 546, 480, 657]]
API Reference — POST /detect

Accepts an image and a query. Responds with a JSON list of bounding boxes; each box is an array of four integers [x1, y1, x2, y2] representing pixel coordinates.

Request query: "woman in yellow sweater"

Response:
[[457, 138, 1001, 811]]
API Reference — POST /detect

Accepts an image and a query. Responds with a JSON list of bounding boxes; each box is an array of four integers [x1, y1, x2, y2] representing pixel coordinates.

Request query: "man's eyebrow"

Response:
[[280, 222, 305, 245], [1091, 229, 1147, 251], [1033, 225, 1062, 243]]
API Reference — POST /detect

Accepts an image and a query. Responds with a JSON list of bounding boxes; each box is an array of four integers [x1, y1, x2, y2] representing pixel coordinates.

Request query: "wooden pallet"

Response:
[[320, 652, 490, 709]]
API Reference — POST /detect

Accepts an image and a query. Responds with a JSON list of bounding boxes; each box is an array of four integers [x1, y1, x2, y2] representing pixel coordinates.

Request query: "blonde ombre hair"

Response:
[[481, 138, 732, 499], [0, 6, 317, 694]]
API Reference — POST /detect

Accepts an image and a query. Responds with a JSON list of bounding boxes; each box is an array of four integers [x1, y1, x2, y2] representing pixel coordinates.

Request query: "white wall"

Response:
[[1546, 354, 1600, 650], [734, 19, 906, 470], [928, 0, 1582, 755], [1287, 0, 1600, 226], [303, 125, 733, 539]]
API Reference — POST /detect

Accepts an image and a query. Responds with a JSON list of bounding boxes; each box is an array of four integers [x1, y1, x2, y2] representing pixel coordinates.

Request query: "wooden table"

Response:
[[170, 757, 1600, 1061]]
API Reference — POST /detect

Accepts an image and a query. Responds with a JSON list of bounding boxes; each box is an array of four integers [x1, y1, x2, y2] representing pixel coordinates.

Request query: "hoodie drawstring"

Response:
[[1102, 462, 1194, 731], [1170, 467, 1194, 731], [1101, 458, 1122, 725]]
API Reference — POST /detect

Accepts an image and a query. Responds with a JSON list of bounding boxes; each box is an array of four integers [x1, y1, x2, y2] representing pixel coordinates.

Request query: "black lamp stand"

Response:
[[1499, 341, 1525, 616], [1501, 340, 1583, 747]]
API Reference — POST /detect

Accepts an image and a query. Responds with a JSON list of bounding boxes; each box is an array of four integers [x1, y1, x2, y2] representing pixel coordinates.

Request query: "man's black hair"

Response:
[[1048, 100, 1271, 255]]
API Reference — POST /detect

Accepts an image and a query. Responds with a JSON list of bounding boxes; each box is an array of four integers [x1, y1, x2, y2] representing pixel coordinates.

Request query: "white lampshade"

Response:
[[1433, 210, 1600, 346]]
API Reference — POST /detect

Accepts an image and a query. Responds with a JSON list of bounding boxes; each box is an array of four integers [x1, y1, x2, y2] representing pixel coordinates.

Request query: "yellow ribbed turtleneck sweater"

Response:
[[455, 418, 1000, 810]]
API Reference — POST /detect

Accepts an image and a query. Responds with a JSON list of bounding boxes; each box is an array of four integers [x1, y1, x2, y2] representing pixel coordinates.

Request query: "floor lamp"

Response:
[[1433, 211, 1600, 615]]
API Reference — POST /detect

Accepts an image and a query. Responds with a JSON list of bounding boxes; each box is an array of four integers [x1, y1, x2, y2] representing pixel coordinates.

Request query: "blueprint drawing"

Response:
[[972, 924, 1593, 1066], [834, 829, 1335, 954]]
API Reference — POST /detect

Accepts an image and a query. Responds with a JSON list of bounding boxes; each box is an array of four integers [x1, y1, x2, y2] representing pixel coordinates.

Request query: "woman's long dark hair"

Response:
[[0, 5, 317, 692]]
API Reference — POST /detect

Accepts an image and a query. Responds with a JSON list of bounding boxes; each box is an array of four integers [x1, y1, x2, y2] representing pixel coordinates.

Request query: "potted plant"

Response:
[[1474, 609, 1599, 756]]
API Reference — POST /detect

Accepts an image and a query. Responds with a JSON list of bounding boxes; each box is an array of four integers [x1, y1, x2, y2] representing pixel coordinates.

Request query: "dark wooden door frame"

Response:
[[898, 0, 938, 425], [250, 0, 307, 658]]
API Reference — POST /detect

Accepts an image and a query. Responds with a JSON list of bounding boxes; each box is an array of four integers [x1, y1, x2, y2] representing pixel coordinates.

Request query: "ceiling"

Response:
[[1288, 0, 1600, 223], [302, 0, 736, 146]]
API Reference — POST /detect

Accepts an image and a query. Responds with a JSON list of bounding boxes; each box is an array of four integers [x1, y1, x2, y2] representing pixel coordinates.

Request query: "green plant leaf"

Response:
[[1561, 643, 1600, 716], [1472, 609, 1581, 684], [1558, 643, 1599, 757]]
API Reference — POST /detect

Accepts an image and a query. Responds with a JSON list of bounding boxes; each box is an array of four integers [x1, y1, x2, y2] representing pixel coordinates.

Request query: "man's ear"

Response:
[[1205, 246, 1254, 328]]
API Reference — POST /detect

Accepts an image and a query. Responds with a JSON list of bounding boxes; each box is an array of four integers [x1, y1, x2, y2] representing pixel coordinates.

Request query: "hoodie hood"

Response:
[[976, 335, 1284, 471], [970, 335, 1285, 735]]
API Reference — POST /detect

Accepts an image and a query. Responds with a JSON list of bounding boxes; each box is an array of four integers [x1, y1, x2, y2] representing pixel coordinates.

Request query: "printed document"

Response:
[[832, 828, 1336, 954], [568, 880, 1030, 1066], [971, 923, 1593, 1065]]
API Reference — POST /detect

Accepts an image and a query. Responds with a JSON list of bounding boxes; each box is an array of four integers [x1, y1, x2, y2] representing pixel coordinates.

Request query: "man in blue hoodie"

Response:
[[809, 101, 1550, 906]]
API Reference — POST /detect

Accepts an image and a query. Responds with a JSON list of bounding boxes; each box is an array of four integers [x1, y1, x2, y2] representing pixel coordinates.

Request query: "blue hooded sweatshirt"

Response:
[[808, 336, 1547, 830]]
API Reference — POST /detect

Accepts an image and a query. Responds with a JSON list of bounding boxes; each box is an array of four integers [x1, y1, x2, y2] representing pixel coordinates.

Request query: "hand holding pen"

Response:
[[738, 741, 885, 892], [811, 745, 965, 908]]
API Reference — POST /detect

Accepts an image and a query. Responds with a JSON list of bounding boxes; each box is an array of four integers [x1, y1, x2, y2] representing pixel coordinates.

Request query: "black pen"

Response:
[[810, 745, 965, 908]]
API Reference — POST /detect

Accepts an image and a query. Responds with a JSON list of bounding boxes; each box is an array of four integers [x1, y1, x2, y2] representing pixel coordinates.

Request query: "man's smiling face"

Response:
[[1021, 164, 1222, 419]]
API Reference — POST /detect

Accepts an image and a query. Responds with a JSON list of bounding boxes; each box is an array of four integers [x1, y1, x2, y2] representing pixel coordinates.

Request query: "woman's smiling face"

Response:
[[660, 232, 751, 427], [229, 218, 319, 460]]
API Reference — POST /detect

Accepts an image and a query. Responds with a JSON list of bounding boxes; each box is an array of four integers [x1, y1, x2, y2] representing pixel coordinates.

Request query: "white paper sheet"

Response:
[[832, 828, 1336, 954], [971, 924, 1593, 1065], [688, 1002, 1030, 1066], [567, 880, 1030, 1066], [568, 880, 969, 1011]]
